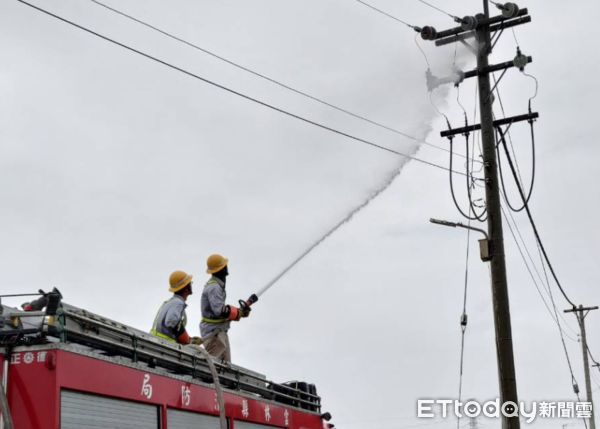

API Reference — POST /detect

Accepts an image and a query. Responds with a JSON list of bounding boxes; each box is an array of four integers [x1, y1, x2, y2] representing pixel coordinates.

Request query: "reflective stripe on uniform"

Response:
[[150, 328, 176, 342], [201, 317, 227, 324], [150, 296, 186, 342]]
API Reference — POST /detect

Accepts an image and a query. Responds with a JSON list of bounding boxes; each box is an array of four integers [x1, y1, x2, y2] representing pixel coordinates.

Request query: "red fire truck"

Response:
[[0, 291, 334, 429]]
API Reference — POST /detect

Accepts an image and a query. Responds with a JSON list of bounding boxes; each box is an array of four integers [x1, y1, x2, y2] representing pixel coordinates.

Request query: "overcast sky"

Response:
[[1, 1, 599, 428]]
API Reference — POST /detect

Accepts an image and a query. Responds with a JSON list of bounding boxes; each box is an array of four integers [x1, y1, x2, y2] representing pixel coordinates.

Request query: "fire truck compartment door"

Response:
[[61, 390, 159, 428], [167, 409, 220, 428]]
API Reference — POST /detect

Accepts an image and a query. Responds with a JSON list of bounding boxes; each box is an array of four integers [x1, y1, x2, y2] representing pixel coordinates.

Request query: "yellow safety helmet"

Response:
[[169, 270, 193, 293], [206, 254, 228, 274]]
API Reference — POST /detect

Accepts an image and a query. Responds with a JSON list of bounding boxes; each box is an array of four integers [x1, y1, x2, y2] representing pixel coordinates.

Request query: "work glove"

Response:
[[190, 336, 203, 345]]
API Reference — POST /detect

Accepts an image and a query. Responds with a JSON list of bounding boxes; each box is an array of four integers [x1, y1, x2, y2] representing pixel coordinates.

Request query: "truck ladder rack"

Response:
[[1, 302, 321, 413]]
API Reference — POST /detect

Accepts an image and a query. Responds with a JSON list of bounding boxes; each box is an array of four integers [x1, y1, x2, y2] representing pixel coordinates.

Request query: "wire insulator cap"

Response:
[[500, 2, 519, 18], [460, 16, 478, 31], [420, 26, 437, 40], [513, 47, 528, 71]]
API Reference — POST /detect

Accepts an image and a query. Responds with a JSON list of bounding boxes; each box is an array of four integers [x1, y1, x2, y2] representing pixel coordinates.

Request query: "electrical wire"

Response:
[[511, 28, 520, 48], [357, 0, 477, 164], [495, 125, 535, 212], [501, 203, 577, 342], [449, 137, 486, 220], [416, 0, 460, 21], [452, 38, 469, 122], [455, 85, 468, 120], [499, 33, 540, 212], [416, 28, 452, 128], [529, 239, 585, 408], [522, 72, 539, 107], [464, 132, 487, 221], [456, 216, 471, 429], [17, 0, 472, 178], [89, 0, 463, 161], [502, 205, 566, 328], [356, 0, 419, 30], [447, 84, 487, 221], [493, 84, 535, 212], [471, 86, 484, 178], [429, 92, 452, 127], [496, 126, 578, 308], [535, 239, 580, 337], [414, 33, 431, 69], [588, 345, 600, 367]]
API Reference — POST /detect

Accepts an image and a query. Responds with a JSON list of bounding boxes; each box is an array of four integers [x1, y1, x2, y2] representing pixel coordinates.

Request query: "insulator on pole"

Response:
[[499, 2, 520, 18], [420, 26, 437, 40], [513, 47, 528, 71], [460, 16, 478, 31]]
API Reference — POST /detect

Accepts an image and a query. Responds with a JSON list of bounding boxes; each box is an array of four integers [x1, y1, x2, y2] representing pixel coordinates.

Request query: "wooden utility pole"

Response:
[[565, 305, 598, 429], [421, 3, 535, 429], [473, 8, 519, 429]]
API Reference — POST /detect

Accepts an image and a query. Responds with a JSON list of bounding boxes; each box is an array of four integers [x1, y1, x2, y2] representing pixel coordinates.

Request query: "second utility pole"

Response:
[[565, 305, 598, 429]]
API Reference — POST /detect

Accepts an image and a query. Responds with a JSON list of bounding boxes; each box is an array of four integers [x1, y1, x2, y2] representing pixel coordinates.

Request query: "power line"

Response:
[[494, 85, 576, 333], [356, 0, 419, 30], [498, 128, 587, 426], [456, 217, 471, 429], [501, 202, 577, 342], [415, 0, 460, 21], [496, 126, 578, 308], [89, 0, 465, 161], [500, 199, 584, 404], [501, 205, 567, 331], [448, 137, 486, 221], [491, 105, 574, 335], [493, 82, 536, 213], [535, 239, 580, 338], [354, 0, 480, 165], [414, 33, 431, 68], [588, 344, 600, 367], [18, 0, 470, 178]]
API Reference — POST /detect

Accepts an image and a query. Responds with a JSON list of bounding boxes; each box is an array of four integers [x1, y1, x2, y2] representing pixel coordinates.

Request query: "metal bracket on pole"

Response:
[[426, 55, 532, 92], [423, 8, 528, 41], [563, 306, 599, 314], [430, 218, 491, 261], [440, 112, 538, 138], [463, 56, 532, 80], [435, 15, 531, 47]]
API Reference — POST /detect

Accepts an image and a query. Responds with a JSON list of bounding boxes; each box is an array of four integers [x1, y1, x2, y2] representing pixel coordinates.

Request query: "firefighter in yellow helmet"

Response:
[[151, 270, 202, 345], [200, 254, 250, 362]]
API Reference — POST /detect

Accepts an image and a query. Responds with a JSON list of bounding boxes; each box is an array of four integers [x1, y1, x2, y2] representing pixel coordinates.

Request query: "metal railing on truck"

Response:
[[0, 291, 321, 414]]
